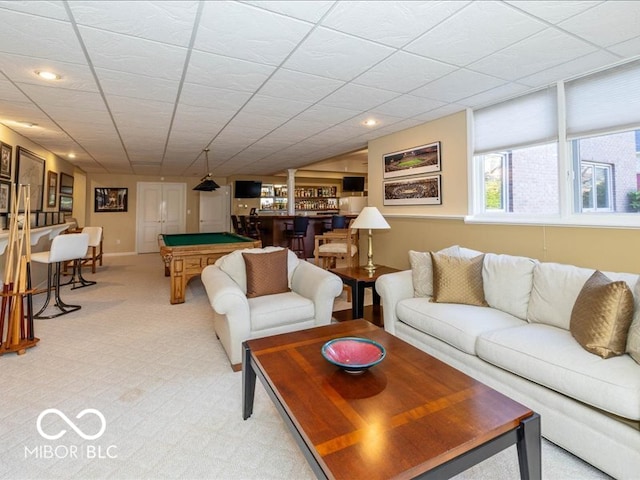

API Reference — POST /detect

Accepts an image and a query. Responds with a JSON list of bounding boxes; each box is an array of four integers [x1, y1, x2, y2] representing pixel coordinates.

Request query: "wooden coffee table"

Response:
[[243, 320, 540, 480]]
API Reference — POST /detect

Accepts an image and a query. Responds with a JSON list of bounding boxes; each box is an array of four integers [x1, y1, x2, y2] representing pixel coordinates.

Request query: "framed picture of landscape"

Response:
[[383, 141, 441, 179]]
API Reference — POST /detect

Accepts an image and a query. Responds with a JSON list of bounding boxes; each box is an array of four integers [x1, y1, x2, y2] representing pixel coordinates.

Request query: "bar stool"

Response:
[[285, 217, 309, 259], [32, 233, 89, 319]]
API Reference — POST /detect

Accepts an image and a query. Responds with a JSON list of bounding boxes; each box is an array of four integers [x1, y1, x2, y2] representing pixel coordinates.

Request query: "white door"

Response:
[[136, 182, 186, 253], [199, 186, 230, 232]]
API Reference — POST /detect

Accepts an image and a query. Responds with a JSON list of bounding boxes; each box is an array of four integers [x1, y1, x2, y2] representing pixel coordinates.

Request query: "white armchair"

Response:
[[201, 247, 343, 369]]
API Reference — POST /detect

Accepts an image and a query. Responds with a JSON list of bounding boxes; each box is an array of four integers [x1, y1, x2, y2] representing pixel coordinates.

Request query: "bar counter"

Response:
[[257, 214, 355, 259]]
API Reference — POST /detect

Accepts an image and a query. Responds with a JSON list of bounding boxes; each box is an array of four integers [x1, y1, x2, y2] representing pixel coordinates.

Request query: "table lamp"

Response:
[[351, 206, 390, 273]]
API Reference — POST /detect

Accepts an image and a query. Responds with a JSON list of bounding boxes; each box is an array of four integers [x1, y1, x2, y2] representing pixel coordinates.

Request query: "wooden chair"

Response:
[[314, 219, 359, 269]]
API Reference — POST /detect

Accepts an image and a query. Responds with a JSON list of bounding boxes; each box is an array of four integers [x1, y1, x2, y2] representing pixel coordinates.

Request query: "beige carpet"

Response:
[[0, 254, 610, 479]]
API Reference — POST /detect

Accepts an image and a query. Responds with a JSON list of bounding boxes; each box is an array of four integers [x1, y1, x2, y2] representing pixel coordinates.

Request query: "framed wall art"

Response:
[[47, 170, 58, 208], [95, 187, 128, 212], [383, 141, 441, 179], [16, 147, 45, 212], [0, 180, 10, 214], [0, 143, 12, 179], [383, 174, 442, 206]]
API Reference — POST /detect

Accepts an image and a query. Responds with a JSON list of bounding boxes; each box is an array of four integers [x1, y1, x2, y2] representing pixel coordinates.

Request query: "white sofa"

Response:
[[201, 246, 343, 367], [376, 246, 640, 479]]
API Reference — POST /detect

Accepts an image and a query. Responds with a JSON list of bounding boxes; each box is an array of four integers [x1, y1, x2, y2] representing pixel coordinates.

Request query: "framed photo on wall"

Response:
[[47, 170, 58, 208], [383, 174, 442, 206], [16, 147, 45, 212], [383, 142, 441, 179], [95, 187, 128, 212], [0, 143, 11, 179], [0, 181, 10, 214]]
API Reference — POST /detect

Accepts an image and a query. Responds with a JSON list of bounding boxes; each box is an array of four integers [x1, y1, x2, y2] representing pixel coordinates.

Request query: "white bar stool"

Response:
[[32, 233, 89, 319], [62, 226, 103, 289]]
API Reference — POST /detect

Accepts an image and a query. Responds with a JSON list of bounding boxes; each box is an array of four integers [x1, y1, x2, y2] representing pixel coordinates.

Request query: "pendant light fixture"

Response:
[[193, 148, 220, 191]]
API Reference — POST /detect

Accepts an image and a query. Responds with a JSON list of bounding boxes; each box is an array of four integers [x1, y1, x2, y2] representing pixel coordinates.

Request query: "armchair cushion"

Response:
[[250, 291, 314, 331], [215, 246, 299, 293], [243, 249, 289, 298]]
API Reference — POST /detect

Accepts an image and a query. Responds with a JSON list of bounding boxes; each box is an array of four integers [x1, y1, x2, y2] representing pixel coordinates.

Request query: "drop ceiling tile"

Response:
[[354, 51, 457, 93], [413, 103, 466, 122], [412, 69, 505, 103], [517, 50, 620, 87], [196, 1, 312, 65], [241, 94, 313, 120], [70, 1, 198, 46], [0, 79, 32, 103], [322, 1, 468, 48], [1, 54, 96, 91], [18, 83, 106, 110], [505, 1, 600, 24], [0, 1, 69, 20], [459, 82, 531, 108], [259, 69, 344, 103], [406, 1, 547, 66], [185, 50, 275, 92], [171, 105, 233, 133], [0, 10, 85, 63], [294, 104, 361, 127], [241, 1, 334, 23], [469, 28, 599, 81], [179, 83, 252, 110], [95, 68, 180, 103], [369, 94, 446, 118], [78, 26, 188, 80], [559, 1, 640, 47], [319, 84, 398, 112], [608, 36, 640, 58], [283, 27, 395, 81]]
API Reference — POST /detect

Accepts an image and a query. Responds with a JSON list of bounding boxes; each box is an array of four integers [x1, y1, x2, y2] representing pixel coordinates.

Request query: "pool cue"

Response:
[[0, 185, 20, 349], [24, 186, 34, 340], [8, 186, 26, 347]]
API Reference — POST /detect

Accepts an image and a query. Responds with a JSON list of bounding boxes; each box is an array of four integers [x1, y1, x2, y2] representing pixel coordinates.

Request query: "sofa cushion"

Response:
[[477, 323, 640, 420], [627, 279, 640, 364], [570, 270, 634, 359], [431, 252, 487, 306], [249, 291, 314, 331], [482, 253, 537, 320], [528, 262, 640, 331], [396, 297, 525, 355], [215, 246, 299, 293], [243, 249, 289, 298], [409, 245, 482, 298]]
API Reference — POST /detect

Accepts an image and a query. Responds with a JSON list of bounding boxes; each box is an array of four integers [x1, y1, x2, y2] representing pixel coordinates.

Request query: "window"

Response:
[[471, 58, 640, 226]]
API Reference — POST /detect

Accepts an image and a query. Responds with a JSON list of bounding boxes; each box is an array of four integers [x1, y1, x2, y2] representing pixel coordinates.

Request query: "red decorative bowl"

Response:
[[321, 337, 386, 374]]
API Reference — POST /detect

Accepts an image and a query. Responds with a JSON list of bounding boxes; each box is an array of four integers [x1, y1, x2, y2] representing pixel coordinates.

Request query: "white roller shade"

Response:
[[566, 59, 640, 139], [473, 87, 557, 154]]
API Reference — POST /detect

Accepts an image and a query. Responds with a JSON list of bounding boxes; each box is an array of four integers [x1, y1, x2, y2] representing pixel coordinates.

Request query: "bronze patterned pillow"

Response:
[[242, 249, 289, 298], [570, 270, 634, 358], [430, 252, 487, 306]]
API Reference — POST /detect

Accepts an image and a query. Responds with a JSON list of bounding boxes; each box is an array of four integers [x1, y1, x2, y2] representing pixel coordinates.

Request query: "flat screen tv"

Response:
[[342, 176, 365, 192], [234, 180, 262, 198]]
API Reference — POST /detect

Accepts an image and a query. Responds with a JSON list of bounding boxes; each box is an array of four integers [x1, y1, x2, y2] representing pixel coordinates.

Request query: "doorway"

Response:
[[136, 182, 186, 253]]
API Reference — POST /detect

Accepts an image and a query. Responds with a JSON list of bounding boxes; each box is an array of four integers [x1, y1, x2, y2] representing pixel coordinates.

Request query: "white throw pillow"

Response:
[[215, 246, 299, 293], [409, 245, 481, 297], [483, 253, 537, 320]]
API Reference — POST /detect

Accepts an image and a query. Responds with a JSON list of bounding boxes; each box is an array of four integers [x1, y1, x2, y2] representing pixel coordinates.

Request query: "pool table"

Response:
[[158, 232, 261, 304]]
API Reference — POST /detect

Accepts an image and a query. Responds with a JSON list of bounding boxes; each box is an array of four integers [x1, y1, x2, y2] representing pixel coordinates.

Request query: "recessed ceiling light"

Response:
[[35, 70, 61, 81], [18, 121, 37, 128], [362, 119, 378, 127], [68, 153, 76, 159]]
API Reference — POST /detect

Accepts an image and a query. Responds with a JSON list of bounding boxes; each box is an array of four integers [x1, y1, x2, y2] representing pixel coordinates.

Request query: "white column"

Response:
[[287, 169, 296, 216]]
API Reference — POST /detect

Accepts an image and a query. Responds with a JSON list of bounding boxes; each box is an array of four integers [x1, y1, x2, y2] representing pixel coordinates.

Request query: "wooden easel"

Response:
[[0, 184, 38, 356]]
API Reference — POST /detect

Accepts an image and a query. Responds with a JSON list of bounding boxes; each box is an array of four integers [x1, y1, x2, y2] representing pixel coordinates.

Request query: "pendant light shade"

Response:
[[193, 148, 219, 191]]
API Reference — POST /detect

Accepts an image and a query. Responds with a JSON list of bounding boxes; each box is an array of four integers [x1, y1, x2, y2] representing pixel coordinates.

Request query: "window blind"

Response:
[[566, 59, 640, 139], [473, 86, 557, 154]]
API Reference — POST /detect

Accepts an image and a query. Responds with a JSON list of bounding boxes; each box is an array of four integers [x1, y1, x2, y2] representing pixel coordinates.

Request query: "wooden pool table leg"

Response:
[[170, 259, 186, 304]]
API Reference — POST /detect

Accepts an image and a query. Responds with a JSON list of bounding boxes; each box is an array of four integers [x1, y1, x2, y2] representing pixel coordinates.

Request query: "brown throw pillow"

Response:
[[430, 252, 487, 306], [570, 270, 634, 359], [242, 249, 289, 298]]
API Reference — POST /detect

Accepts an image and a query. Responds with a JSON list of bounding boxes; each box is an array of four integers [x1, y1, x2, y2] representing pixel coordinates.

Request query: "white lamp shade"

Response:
[[351, 206, 390, 230]]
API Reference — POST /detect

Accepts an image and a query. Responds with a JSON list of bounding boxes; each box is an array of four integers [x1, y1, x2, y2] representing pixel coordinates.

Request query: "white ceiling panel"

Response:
[[322, 1, 469, 48], [283, 27, 395, 81], [196, 1, 313, 65], [0, 0, 637, 175], [69, 1, 199, 46], [406, 1, 547, 66]]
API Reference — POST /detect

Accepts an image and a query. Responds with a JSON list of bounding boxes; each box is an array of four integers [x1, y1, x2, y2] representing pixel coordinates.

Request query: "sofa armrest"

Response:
[[375, 270, 414, 335], [291, 260, 343, 325]]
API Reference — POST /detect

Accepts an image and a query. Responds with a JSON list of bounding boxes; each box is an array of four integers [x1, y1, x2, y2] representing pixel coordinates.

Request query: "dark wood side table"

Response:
[[329, 265, 400, 320]]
